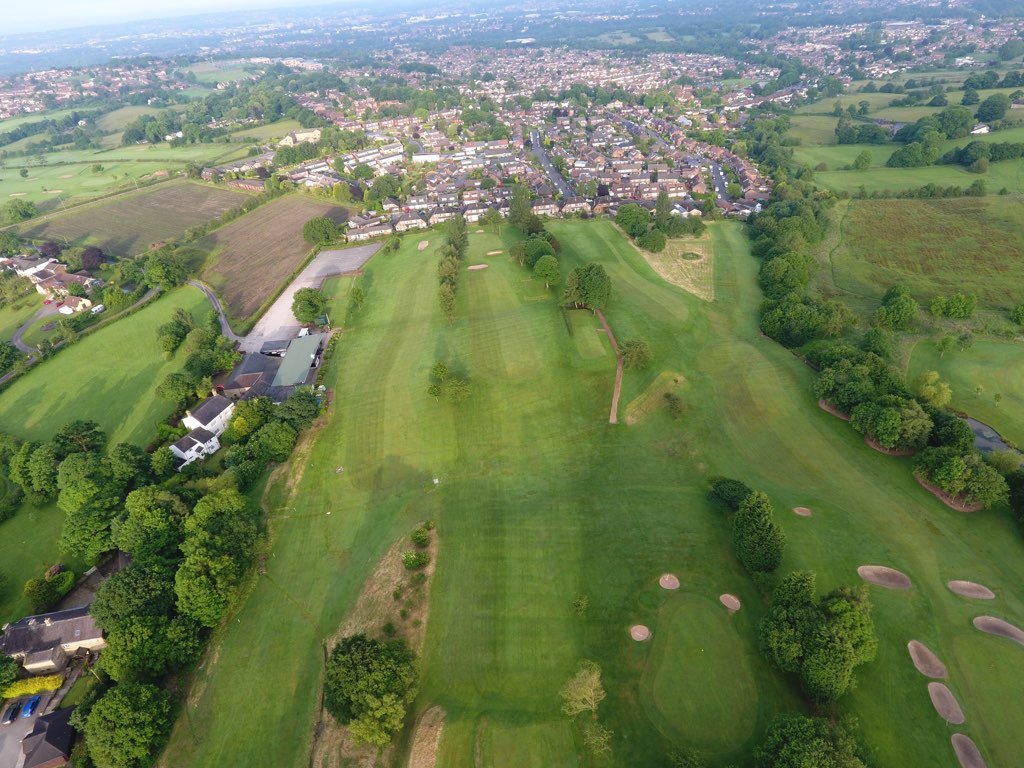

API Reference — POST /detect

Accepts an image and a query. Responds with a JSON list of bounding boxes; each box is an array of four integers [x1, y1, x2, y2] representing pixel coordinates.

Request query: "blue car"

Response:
[[22, 695, 41, 718]]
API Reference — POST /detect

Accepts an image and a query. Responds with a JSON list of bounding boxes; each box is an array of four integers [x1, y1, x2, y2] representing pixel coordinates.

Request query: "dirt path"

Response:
[[595, 309, 623, 424]]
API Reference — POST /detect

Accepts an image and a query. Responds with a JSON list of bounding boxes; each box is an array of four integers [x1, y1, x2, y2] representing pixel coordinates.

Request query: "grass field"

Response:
[[909, 338, 1024, 449], [815, 197, 1024, 310], [185, 61, 262, 85], [0, 143, 251, 208], [0, 294, 42, 342], [230, 118, 304, 142], [160, 220, 1024, 768], [199, 195, 350, 328], [0, 286, 210, 446], [17, 181, 249, 255]]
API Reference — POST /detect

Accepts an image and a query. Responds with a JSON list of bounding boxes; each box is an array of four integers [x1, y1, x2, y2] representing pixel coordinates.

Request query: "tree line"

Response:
[[437, 213, 467, 322], [615, 191, 706, 254]]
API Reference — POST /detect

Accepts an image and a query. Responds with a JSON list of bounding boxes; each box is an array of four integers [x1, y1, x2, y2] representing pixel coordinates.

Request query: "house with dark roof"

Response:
[[182, 395, 235, 435], [22, 707, 75, 768], [0, 606, 105, 674], [220, 334, 325, 404], [169, 428, 221, 468]]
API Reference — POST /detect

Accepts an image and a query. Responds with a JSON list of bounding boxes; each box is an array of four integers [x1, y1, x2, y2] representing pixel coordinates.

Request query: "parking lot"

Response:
[[0, 696, 43, 768]]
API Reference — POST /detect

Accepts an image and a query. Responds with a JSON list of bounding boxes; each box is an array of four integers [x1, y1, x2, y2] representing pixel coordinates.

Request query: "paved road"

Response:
[[529, 130, 573, 198], [707, 160, 730, 201], [11, 303, 59, 354], [237, 243, 381, 352], [187, 280, 242, 342]]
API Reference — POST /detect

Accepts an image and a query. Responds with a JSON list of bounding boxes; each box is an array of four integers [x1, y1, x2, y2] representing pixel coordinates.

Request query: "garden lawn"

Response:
[[160, 220, 1024, 768], [0, 286, 209, 446], [909, 337, 1024, 449], [0, 294, 42, 342]]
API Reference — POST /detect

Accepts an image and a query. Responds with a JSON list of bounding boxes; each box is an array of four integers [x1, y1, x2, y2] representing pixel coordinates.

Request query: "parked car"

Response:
[[2, 702, 22, 724], [55, 301, 64, 307], [22, 695, 41, 718], [43, 299, 52, 305]]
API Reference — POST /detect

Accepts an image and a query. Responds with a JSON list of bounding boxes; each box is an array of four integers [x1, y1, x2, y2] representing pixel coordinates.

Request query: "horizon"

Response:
[[1, 0, 357, 36]]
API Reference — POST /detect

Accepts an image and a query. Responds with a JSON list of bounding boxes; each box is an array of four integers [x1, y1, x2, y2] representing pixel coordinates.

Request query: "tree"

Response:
[[708, 478, 753, 511], [873, 285, 918, 330], [615, 204, 649, 238], [155, 373, 195, 406], [91, 564, 177, 632], [976, 93, 1012, 123], [637, 229, 667, 253], [755, 715, 867, 768], [533, 254, 561, 289], [654, 190, 673, 232], [443, 377, 471, 403], [916, 371, 952, 408], [961, 87, 980, 106], [509, 184, 533, 229], [0, 654, 18, 692], [581, 263, 611, 311], [101, 616, 201, 682], [114, 488, 188, 564], [53, 420, 107, 459], [84, 683, 174, 768], [732, 491, 785, 574], [523, 237, 554, 268], [291, 287, 327, 324], [430, 362, 448, 382], [481, 207, 502, 235], [853, 150, 872, 170], [560, 660, 606, 719], [621, 340, 652, 369], [275, 389, 320, 431], [142, 250, 187, 290], [324, 635, 418, 747]]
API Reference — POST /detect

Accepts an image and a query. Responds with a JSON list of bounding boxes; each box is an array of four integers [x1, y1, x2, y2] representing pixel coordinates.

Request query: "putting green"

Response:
[[641, 595, 759, 754]]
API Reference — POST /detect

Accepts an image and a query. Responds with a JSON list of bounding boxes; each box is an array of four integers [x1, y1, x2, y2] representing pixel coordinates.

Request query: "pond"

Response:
[[962, 417, 1017, 454]]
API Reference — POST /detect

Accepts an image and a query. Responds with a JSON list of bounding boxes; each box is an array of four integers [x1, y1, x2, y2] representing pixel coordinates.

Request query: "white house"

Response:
[[169, 428, 221, 468], [182, 394, 235, 435]]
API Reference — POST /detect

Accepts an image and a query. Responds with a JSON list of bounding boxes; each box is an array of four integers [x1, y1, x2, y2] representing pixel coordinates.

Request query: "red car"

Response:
[[43, 299, 52, 305], [55, 301, 64, 307]]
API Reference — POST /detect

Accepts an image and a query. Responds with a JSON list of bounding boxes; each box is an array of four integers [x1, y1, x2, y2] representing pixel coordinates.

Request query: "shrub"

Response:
[[410, 527, 431, 548], [663, 392, 685, 419], [1009, 304, 1024, 326], [732, 491, 786, 574], [402, 551, 430, 570], [1, 674, 64, 698], [637, 229, 667, 253], [24, 570, 76, 613], [621, 340, 652, 369], [708, 478, 753, 512]]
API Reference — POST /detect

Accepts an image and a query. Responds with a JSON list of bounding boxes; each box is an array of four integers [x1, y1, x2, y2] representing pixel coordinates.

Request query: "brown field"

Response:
[[17, 181, 249, 256], [198, 195, 349, 325], [637, 230, 715, 301]]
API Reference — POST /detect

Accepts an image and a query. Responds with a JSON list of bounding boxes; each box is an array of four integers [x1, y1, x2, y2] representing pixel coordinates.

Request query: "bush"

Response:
[[24, 570, 76, 613], [1010, 304, 1024, 325], [620, 340, 652, 369], [410, 527, 431, 548], [402, 551, 430, 570], [708, 478, 753, 512], [1, 674, 64, 698], [637, 229, 667, 253]]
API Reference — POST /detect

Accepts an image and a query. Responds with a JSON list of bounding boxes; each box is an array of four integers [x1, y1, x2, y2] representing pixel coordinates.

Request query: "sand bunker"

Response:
[[417, 241, 430, 251], [8, 192, 27, 196], [928, 682, 965, 724], [59, 173, 74, 178], [658, 573, 680, 590], [948, 581, 996, 600], [467, 264, 489, 271], [857, 565, 912, 590], [44, 189, 63, 194], [907, 641, 947, 678], [475, 229, 484, 233], [719, 594, 741, 612], [951, 734, 987, 768], [630, 624, 651, 641], [973, 616, 1024, 647], [793, 506, 813, 517], [486, 250, 503, 256]]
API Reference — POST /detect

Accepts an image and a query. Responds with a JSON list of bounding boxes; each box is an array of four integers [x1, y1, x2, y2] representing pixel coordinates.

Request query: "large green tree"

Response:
[[755, 715, 867, 768], [615, 203, 649, 238], [84, 683, 174, 768], [302, 216, 341, 245], [732, 491, 786, 574], [533, 254, 561, 289], [291, 287, 328, 324]]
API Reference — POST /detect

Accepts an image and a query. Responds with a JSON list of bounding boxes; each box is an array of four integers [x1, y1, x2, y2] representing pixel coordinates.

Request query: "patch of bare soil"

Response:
[[928, 682, 965, 724], [864, 434, 915, 456], [719, 594, 741, 613], [914, 473, 984, 512], [595, 309, 623, 424], [659, 573, 680, 590], [973, 616, 1024, 647], [817, 398, 851, 421], [951, 734, 987, 768], [908, 640, 947, 678], [417, 240, 430, 251], [793, 507, 813, 517], [948, 581, 996, 600], [467, 264, 489, 271], [407, 706, 447, 768], [630, 624, 651, 641], [309, 528, 439, 768], [857, 565, 913, 590]]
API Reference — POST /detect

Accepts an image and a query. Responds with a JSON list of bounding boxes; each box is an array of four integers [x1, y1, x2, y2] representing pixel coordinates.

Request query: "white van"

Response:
[[90, 304, 106, 315]]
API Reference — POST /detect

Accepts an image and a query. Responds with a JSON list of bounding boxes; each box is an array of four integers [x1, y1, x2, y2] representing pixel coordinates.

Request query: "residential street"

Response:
[[529, 130, 573, 198]]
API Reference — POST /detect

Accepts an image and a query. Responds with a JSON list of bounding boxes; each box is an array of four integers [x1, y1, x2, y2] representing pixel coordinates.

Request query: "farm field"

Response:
[[0, 142, 250, 208], [0, 286, 210, 447], [909, 338, 1024, 449], [17, 181, 249, 255], [198, 194, 350, 330], [162, 219, 1024, 768], [814, 197, 1024, 311]]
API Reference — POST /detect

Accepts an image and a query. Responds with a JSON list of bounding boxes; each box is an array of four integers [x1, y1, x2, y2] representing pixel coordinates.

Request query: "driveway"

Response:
[[0, 698, 42, 768], [11, 303, 59, 354], [237, 243, 380, 352]]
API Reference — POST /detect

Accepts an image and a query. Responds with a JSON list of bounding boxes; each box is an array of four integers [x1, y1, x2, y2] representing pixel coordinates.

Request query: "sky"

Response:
[[4, 0, 344, 35]]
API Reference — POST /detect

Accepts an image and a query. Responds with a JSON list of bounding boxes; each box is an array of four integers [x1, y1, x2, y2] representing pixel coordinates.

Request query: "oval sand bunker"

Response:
[[857, 565, 912, 590], [659, 574, 680, 590], [973, 616, 1024, 647], [719, 594, 741, 612], [951, 734, 987, 768], [467, 264, 489, 271], [948, 580, 995, 600], [630, 624, 651, 641], [417, 240, 430, 251], [793, 507, 813, 517], [927, 682, 965, 724], [907, 641, 947, 678]]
